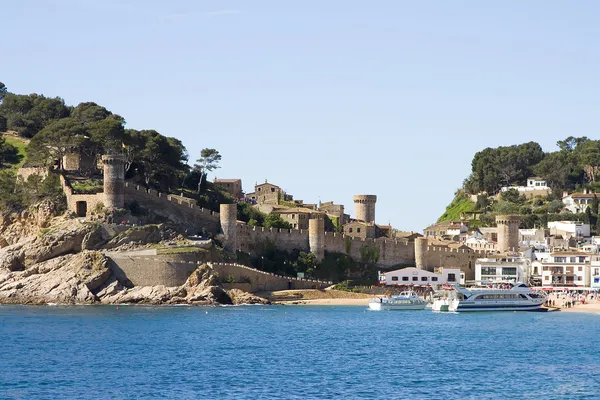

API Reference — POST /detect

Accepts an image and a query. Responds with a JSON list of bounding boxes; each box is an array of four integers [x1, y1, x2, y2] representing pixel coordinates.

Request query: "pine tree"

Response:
[[592, 194, 599, 215]]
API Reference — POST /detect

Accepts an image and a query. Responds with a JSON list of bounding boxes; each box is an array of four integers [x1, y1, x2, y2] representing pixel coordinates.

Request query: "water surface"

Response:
[[1, 305, 599, 399]]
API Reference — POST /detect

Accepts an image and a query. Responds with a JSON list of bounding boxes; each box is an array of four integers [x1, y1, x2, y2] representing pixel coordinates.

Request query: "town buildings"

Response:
[[501, 177, 551, 198], [213, 178, 243, 199], [562, 189, 600, 213]]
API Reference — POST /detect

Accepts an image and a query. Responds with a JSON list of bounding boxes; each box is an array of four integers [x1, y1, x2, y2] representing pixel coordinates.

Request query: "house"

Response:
[[533, 251, 591, 287], [343, 220, 376, 240], [500, 177, 551, 198], [548, 221, 590, 239], [562, 189, 600, 213], [591, 256, 600, 289], [213, 178, 243, 199], [318, 201, 347, 225], [475, 254, 530, 283], [380, 267, 464, 287], [245, 180, 293, 205], [519, 228, 546, 246], [272, 207, 323, 230], [423, 221, 468, 240]]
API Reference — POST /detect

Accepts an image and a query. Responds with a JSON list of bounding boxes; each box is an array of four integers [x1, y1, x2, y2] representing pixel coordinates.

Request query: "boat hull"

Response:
[[368, 302, 427, 311], [432, 299, 544, 312]]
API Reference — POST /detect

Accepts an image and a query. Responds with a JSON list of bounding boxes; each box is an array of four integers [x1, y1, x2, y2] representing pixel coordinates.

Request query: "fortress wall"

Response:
[[106, 253, 331, 291], [124, 183, 220, 234], [60, 175, 104, 216], [108, 253, 212, 287], [323, 232, 414, 267], [236, 225, 310, 253], [211, 263, 331, 292], [423, 247, 494, 281]]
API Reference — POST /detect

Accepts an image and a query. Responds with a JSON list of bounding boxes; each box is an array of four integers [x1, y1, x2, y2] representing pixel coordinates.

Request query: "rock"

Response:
[[0, 251, 111, 304], [227, 288, 269, 305]]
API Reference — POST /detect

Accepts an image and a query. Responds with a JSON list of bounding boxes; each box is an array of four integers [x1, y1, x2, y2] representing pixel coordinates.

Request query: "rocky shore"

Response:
[[0, 203, 269, 306]]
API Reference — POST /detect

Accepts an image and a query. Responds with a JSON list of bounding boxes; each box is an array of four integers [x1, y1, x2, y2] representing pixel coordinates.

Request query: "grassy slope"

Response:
[[437, 195, 476, 223], [3, 135, 29, 169]]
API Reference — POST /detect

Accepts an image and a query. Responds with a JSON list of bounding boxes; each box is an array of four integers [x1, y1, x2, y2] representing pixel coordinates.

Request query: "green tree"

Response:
[[194, 148, 221, 194], [0, 115, 7, 132], [0, 135, 19, 167], [27, 118, 86, 169], [592, 194, 599, 215], [0, 82, 7, 102]]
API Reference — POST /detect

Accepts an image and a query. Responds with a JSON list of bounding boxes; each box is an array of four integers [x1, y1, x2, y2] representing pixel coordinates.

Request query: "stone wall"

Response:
[[17, 167, 48, 182], [108, 253, 213, 287], [211, 263, 331, 292], [106, 253, 331, 291], [60, 175, 104, 217], [422, 246, 493, 281], [124, 183, 220, 234]]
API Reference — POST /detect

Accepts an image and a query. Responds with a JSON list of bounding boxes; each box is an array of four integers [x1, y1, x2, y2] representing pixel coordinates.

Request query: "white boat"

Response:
[[432, 283, 546, 312], [368, 291, 428, 311]]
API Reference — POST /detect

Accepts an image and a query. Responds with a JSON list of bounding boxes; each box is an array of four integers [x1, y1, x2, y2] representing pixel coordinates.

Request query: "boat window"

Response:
[[412, 276, 418, 281], [447, 273, 456, 282], [391, 276, 398, 281], [431, 277, 438, 281], [402, 277, 409, 281], [421, 277, 428, 281]]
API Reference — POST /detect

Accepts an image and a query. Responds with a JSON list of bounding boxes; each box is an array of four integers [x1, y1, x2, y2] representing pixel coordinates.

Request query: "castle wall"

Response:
[[236, 225, 310, 254], [17, 167, 48, 182], [107, 253, 331, 291], [422, 246, 493, 281], [323, 232, 414, 267], [124, 183, 220, 234], [60, 175, 104, 217]]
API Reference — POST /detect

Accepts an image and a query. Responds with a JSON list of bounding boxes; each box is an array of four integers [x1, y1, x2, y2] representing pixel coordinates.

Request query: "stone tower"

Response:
[[308, 216, 325, 261], [353, 194, 377, 223], [102, 154, 126, 209], [496, 215, 520, 253], [415, 237, 428, 271], [219, 203, 238, 252]]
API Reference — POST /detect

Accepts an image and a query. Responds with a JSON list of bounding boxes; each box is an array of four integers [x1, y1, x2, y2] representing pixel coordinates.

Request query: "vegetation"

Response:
[[0, 171, 65, 213], [0, 135, 20, 168], [263, 213, 292, 229], [463, 137, 600, 195], [70, 179, 103, 194], [193, 148, 221, 194], [437, 191, 477, 223]]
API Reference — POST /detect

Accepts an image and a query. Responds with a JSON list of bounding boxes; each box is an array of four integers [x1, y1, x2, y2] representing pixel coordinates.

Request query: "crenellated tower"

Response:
[[308, 216, 325, 261], [102, 154, 126, 209], [353, 194, 377, 223], [496, 215, 520, 253], [220, 203, 238, 252]]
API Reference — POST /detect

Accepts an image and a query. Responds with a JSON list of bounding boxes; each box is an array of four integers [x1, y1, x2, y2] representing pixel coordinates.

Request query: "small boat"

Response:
[[432, 283, 546, 312], [368, 291, 428, 311]]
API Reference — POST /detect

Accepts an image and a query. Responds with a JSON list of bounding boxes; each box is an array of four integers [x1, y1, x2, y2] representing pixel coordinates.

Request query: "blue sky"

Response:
[[3, 1, 600, 231]]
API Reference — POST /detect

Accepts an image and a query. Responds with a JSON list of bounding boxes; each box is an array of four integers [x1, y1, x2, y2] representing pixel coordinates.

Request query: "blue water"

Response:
[[1, 306, 600, 400]]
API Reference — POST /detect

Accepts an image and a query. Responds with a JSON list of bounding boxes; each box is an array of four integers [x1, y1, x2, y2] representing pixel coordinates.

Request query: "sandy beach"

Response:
[[263, 289, 373, 306]]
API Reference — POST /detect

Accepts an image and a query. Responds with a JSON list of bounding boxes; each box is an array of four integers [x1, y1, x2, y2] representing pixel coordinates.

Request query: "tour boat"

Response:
[[432, 283, 546, 312], [368, 291, 428, 311]]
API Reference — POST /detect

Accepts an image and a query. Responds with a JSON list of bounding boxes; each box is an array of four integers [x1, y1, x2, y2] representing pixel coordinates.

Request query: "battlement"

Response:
[[124, 182, 219, 218], [426, 246, 494, 256], [208, 262, 333, 285]]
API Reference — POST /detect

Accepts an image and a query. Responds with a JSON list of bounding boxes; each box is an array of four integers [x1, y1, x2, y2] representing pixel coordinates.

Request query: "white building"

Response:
[[380, 267, 464, 286], [591, 256, 600, 289], [562, 189, 599, 213], [548, 221, 590, 239], [519, 228, 546, 246], [475, 255, 530, 283], [501, 177, 550, 195], [533, 252, 591, 287]]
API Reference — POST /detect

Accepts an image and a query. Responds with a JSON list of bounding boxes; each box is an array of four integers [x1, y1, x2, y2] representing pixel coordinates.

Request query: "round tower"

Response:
[[219, 203, 238, 252], [353, 194, 377, 223], [102, 154, 126, 209], [496, 215, 520, 253], [309, 216, 325, 261], [415, 237, 428, 271]]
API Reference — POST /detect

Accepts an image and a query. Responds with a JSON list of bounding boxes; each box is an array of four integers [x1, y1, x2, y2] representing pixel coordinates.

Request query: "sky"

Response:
[[2, 1, 600, 232]]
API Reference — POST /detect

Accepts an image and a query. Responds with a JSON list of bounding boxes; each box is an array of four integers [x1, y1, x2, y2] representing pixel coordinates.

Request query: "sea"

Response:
[[1, 305, 599, 400]]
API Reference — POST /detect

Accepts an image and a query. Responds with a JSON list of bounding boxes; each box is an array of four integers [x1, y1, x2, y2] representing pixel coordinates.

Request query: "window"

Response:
[[502, 267, 517, 276], [357, 228, 361, 233], [447, 273, 456, 282], [431, 277, 438, 281], [292, 214, 295, 219], [579, 257, 587, 263], [570, 257, 577, 263], [349, 228, 353, 233], [391, 276, 398, 281], [271, 188, 275, 192], [421, 277, 428, 281], [595, 268, 600, 275], [481, 267, 496, 276], [555, 257, 566, 263], [578, 266, 583, 272], [402, 276, 409, 281], [578, 276, 583, 281], [412, 276, 418, 281], [544, 276, 550, 281]]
